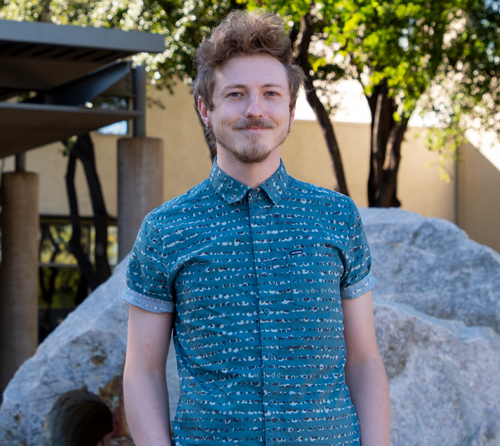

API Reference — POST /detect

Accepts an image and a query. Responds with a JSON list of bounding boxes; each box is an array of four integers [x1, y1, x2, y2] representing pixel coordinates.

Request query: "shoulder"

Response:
[[147, 180, 213, 221], [144, 178, 213, 229], [286, 176, 355, 210]]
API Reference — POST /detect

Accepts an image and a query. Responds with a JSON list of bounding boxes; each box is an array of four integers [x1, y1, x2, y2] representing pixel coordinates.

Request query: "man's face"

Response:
[[199, 54, 295, 164]]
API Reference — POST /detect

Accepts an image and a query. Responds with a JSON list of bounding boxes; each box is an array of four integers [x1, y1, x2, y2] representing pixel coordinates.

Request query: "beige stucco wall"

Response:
[[458, 143, 500, 253], [398, 127, 457, 221], [282, 119, 456, 221], [5, 84, 499, 253], [4, 135, 120, 218], [146, 86, 212, 201]]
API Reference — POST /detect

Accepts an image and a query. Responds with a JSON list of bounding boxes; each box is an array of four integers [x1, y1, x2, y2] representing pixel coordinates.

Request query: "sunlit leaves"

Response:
[[249, 0, 499, 176], [2, 0, 498, 166]]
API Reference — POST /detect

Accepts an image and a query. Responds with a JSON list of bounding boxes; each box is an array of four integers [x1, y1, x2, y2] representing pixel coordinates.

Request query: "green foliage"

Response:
[[248, 0, 499, 177], [38, 222, 119, 309], [2, 0, 498, 178]]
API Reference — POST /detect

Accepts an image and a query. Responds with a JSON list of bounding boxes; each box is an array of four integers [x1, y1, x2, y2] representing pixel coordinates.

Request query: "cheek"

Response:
[[270, 104, 293, 123], [209, 116, 230, 138], [214, 109, 239, 128]]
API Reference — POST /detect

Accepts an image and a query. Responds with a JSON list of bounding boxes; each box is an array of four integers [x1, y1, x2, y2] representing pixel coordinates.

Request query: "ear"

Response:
[[290, 104, 296, 125], [198, 97, 211, 127]]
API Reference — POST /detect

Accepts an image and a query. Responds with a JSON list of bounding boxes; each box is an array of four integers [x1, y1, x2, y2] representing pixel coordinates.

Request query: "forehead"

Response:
[[213, 54, 289, 92]]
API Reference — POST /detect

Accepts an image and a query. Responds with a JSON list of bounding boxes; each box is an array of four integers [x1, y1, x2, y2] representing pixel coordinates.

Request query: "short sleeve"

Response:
[[121, 214, 175, 313], [340, 200, 377, 299]]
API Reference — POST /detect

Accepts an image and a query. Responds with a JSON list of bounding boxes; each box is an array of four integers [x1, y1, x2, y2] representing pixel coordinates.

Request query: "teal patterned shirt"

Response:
[[122, 159, 376, 446]]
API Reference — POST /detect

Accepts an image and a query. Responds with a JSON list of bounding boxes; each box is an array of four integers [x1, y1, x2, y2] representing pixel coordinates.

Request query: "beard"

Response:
[[211, 118, 292, 164], [222, 139, 275, 164]]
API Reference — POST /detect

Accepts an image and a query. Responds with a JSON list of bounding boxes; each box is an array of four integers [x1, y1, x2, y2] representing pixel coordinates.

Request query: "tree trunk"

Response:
[[65, 134, 111, 291], [367, 80, 408, 207], [293, 13, 350, 196], [39, 224, 59, 308], [75, 135, 111, 285]]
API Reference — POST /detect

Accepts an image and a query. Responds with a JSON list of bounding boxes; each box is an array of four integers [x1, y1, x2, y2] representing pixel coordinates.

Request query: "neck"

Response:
[[216, 149, 281, 189]]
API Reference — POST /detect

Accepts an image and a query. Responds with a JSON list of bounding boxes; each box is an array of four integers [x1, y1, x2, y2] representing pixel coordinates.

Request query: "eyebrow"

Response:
[[222, 83, 286, 90]]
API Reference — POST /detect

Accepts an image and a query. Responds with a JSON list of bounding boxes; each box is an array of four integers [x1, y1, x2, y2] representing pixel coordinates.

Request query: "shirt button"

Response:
[[266, 353, 274, 360], [269, 400, 277, 406], [263, 308, 271, 315], [250, 191, 258, 199]]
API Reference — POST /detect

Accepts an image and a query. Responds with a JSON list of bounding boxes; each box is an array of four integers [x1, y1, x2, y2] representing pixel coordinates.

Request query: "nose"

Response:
[[245, 94, 264, 118]]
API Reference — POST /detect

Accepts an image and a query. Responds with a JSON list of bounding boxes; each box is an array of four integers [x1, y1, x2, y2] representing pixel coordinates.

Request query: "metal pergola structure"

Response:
[[0, 19, 166, 400], [0, 19, 165, 158]]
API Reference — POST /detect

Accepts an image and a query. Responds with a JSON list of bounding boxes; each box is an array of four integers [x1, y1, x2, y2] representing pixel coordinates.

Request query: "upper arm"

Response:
[[125, 304, 174, 377], [342, 291, 380, 366]]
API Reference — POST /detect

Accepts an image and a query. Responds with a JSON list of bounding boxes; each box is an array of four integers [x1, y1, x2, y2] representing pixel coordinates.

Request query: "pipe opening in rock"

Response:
[[48, 389, 113, 446]]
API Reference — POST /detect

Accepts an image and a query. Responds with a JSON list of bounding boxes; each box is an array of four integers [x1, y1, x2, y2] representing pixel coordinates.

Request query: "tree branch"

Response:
[[65, 144, 98, 290], [65, 134, 111, 291], [295, 12, 349, 195], [73, 135, 111, 285]]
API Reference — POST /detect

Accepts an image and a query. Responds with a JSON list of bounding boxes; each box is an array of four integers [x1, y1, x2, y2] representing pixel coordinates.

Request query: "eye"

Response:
[[265, 91, 281, 98], [227, 91, 243, 98]]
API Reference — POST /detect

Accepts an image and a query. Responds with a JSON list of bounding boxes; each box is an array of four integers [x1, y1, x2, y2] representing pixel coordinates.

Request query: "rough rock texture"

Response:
[[0, 260, 132, 446], [374, 302, 500, 445], [1, 208, 499, 445], [361, 208, 500, 333]]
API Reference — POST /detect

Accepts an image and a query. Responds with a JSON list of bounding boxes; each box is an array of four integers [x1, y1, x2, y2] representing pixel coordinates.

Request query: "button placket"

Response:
[[248, 189, 282, 445]]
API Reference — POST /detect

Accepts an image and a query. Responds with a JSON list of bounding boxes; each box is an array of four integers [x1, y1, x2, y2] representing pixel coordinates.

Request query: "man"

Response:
[[122, 10, 390, 446]]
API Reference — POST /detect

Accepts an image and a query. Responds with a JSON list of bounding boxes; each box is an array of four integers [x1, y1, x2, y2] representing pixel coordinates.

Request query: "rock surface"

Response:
[[0, 260, 132, 445], [374, 301, 500, 445], [361, 208, 500, 333], [1, 208, 499, 445]]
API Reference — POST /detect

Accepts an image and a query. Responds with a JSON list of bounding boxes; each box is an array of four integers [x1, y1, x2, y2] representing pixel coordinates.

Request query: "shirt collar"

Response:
[[259, 160, 289, 205], [209, 158, 289, 205]]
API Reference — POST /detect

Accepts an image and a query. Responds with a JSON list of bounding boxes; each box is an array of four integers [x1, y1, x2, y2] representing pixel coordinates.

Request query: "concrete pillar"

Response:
[[0, 172, 39, 395], [117, 137, 164, 261]]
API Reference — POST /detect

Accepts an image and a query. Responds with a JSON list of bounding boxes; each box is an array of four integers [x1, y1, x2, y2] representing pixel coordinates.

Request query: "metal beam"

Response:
[[0, 19, 165, 155], [27, 61, 133, 106], [0, 102, 142, 158], [0, 20, 165, 55], [15, 154, 26, 172]]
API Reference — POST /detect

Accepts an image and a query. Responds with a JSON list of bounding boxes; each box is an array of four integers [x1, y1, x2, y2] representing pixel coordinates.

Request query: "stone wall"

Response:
[[1, 208, 499, 445]]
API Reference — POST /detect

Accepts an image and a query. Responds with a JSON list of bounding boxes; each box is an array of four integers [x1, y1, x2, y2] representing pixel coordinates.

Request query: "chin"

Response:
[[232, 146, 274, 164], [217, 139, 275, 164]]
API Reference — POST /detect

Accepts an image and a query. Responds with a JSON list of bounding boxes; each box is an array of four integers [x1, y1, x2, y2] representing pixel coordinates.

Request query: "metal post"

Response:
[[132, 66, 146, 138], [15, 154, 26, 172]]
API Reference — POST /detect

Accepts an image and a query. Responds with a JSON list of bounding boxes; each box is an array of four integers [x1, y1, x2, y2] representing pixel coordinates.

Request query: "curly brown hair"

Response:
[[193, 10, 305, 111]]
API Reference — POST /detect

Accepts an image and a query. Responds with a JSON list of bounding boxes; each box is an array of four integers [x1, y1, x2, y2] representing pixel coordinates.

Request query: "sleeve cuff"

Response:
[[340, 272, 377, 300], [121, 286, 175, 313]]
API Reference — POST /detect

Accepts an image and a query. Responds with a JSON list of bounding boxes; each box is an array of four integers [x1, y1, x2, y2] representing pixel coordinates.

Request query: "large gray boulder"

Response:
[[0, 259, 180, 446], [375, 302, 500, 445], [361, 208, 500, 333], [0, 260, 132, 445], [1, 208, 499, 445]]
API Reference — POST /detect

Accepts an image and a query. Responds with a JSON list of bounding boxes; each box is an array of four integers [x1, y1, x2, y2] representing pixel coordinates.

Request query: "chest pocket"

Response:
[[286, 248, 343, 309]]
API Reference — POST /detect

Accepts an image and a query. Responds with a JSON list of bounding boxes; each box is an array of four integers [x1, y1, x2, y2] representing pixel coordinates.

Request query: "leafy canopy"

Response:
[[246, 0, 500, 180], [2, 0, 499, 180]]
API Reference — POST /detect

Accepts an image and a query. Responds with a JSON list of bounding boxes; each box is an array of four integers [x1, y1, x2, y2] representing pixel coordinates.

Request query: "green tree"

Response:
[[249, 0, 500, 206], [3, 0, 499, 206]]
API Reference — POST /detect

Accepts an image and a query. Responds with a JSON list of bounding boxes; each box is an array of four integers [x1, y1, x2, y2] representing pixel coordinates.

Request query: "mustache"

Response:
[[232, 119, 276, 130]]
